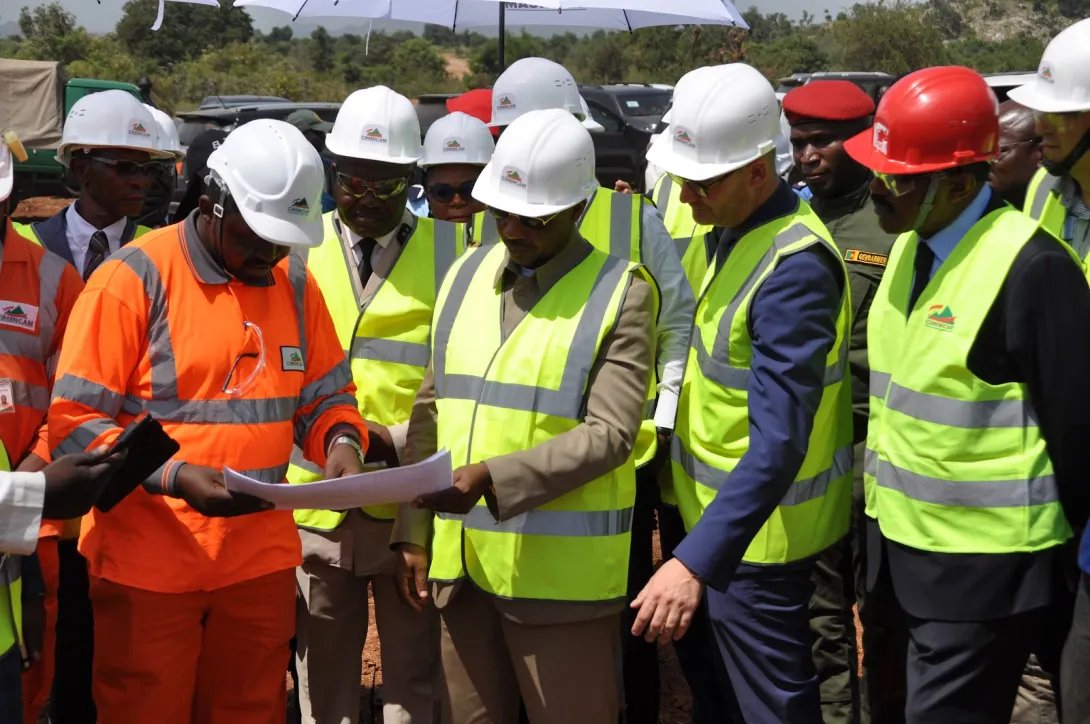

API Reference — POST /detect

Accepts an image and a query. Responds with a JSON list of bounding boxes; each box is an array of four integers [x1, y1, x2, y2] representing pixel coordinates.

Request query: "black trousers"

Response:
[[903, 610, 1045, 724], [50, 539, 96, 723], [1062, 572, 1090, 723]]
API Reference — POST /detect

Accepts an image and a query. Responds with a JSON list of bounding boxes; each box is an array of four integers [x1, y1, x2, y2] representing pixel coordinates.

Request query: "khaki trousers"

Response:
[[438, 584, 621, 724], [295, 512, 440, 724]]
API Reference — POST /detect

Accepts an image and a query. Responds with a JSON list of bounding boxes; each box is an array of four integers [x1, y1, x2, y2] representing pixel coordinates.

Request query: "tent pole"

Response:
[[498, 3, 507, 73]]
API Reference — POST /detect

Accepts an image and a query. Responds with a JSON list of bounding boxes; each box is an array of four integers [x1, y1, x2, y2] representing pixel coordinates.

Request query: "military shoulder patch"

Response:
[[843, 249, 888, 267]]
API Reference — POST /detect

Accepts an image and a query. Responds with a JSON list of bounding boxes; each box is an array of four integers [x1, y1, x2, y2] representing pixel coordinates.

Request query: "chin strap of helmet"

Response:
[[911, 174, 943, 232], [1042, 125, 1090, 176]]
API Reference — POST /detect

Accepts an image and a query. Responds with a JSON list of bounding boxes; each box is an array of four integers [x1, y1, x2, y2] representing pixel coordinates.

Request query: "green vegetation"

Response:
[[0, 0, 1066, 114]]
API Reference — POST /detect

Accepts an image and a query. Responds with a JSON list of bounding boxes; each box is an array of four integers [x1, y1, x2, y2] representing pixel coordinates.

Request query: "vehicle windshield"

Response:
[[615, 91, 673, 119]]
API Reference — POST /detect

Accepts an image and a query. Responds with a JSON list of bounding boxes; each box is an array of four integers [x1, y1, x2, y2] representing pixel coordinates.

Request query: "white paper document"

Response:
[[223, 449, 453, 511]]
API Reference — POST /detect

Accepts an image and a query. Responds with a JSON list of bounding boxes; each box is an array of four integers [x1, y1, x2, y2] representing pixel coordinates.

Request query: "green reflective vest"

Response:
[[288, 212, 464, 528], [865, 205, 1072, 553], [651, 174, 712, 295], [672, 206, 854, 564], [429, 242, 657, 602], [1023, 167, 1090, 280], [0, 442, 23, 658], [471, 189, 659, 468], [13, 221, 153, 248]]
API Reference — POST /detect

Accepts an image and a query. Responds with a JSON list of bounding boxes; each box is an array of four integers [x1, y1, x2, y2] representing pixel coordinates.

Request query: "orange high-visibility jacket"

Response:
[[48, 219, 366, 594], [0, 218, 83, 468]]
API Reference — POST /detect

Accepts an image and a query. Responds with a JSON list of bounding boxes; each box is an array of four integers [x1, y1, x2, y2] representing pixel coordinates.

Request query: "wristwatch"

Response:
[[327, 434, 363, 461]]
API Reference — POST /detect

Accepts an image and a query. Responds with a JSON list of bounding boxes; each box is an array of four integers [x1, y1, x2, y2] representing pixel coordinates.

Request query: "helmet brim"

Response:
[[236, 201, 324, 249], [644, 131, 756, 183], [842, 129, 975, 175], [1007, 81, 1090, 114], [324, 133, 422, 165]]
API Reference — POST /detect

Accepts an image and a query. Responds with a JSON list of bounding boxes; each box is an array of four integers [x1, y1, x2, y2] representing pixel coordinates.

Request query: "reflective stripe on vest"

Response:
[[672, 210, 854, 565], [0, 444, 22, 658], [429, 243, 650, 602], [865, 205, 1071, 553], [51, 246, 316, 456], [651, 174, 712, 294], [289, 214, 464, 527], [0, 243, 66, 418]]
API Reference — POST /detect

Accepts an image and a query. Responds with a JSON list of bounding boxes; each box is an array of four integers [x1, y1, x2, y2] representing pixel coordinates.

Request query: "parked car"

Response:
[[981, 71, 1036, 102], [581, 95, 656, 192], [198, 95, 290, 111], [776, 71, 894, 104], [172, 102, 341, 214], [579, 83, 674, 132]]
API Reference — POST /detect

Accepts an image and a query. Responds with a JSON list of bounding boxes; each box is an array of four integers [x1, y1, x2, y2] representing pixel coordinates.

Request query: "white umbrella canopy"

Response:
[[232, 0, 747, 30]]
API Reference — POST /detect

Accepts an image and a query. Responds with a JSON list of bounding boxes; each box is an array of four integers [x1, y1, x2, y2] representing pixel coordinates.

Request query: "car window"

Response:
[[586, 101, 625, 133], [177, 119, 227, 147], [614, 91, 672, 119]]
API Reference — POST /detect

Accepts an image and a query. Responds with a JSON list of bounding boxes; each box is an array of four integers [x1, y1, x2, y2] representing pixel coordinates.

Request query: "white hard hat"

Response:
[[579, 96, 605, 133], [646, 64, 780, 182], [326, 86, 423, 165], [144, 105, 184, 162], [473, 108, 597, 218], [1008, 18, 1090, 113], [421, 112, 495, 168], [57, 90, 166, 167], [775, 110, 794, 178], [205, 119, 325, 249], [489, 57, 585, 128], [0, 143, 11, 204]]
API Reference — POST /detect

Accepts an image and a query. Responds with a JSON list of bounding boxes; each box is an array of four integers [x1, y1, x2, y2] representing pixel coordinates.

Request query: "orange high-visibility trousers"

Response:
[[90, 568, 295, 724], [21, 537, 59, 724]]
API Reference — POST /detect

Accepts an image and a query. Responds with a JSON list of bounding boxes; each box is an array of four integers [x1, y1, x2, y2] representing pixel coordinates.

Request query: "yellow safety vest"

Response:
[[429, 243, 657, 601], [13, 222, 153, 247], [673, 206, 854, 564], [651, 174, 712, 294], [0, 443, 23, 658], [865, 205, 1072, 553], [288, 212, 464, 527], [472, 189, 659, 468], [1023, 167, 1090, 279]]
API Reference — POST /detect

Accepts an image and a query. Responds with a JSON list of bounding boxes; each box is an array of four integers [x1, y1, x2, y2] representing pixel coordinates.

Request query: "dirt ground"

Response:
[[442, 52, 472, 80], [12, 196, 72, 222]]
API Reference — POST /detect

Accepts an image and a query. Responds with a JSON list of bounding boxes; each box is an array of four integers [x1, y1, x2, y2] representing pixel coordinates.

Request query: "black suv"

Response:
[[579, 84, 674, 132], [172, 102, 342, 213], [578, 85, 672, 192]]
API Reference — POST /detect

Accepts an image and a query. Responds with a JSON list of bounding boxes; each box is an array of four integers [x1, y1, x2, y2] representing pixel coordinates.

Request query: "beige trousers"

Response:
[[1010, 655, 1059, 724], [295, 512, 440, 724], [438, 584, 621, 724]]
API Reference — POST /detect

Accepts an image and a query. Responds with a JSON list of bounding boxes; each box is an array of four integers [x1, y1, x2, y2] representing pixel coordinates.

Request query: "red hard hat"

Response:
[[844, 66, 999, 175]]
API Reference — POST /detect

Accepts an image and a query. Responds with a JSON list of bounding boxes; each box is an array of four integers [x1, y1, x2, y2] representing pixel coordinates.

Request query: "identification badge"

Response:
[[281, 346, 306, 372], [0, 380, 14, 415], [843, 249, 888, 267]]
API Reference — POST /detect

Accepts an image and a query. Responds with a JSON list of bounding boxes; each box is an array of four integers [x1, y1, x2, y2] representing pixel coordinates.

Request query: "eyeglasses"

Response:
[[222, 321, 267, 399], [427, 181, 476, 204], [872, 170, 926, 198], [88, 156, 174, 179], [1032, 110, 1081, 128], [487, 206, 561, 230], [335, 172, 411, 200], [997, 138, 1042, 160], [667, 171, 731, 199]]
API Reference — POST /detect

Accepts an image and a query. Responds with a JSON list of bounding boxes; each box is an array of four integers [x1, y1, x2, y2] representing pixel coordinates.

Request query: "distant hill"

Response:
[[941, 0, 1082, 42], [0, 21, 20, 38]]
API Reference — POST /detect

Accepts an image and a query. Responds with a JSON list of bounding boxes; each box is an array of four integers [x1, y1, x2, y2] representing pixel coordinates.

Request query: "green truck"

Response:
[[0, 58, 143, 201]]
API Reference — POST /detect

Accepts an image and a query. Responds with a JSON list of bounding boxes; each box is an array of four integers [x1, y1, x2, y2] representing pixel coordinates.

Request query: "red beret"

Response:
[[782, 81, 876, 126]]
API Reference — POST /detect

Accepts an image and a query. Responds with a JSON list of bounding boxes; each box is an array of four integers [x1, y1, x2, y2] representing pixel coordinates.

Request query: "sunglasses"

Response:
[[335, 172, 411, 200], [872, 170, 928, 198], [88, 156, 173, 179], [667, 171, 731, 199], [487, 206, 561, 230], [427, 181, 476, 204]]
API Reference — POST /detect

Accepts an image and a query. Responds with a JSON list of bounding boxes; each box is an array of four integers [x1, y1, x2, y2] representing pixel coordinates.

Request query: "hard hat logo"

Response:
[[502, 166, 528, 188], [444, 138, 465, 152], [497, 95, 516, 110], [1039, 62, 1055, 83], [674, 128, 695, 147], [287, 197, 311, 216], [362, 126, 389, 144], [129, 122, 151, 137], [873, 123, 890, 155]]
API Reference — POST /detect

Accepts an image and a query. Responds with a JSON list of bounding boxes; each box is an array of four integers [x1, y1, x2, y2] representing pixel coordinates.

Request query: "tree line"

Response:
[[0, 0, 1073, 114]]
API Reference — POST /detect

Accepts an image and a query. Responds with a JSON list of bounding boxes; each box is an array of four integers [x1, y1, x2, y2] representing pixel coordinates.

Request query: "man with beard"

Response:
[[782, 80, 899, 724]]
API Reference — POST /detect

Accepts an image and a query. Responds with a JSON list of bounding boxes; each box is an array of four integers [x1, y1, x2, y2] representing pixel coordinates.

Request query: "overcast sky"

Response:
[[0, 0, 850, 34]]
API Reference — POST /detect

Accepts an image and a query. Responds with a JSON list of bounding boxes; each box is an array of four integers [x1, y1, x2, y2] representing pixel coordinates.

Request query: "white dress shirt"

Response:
[[65, 204, 127, 274], [0, 471, 44, 555]]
